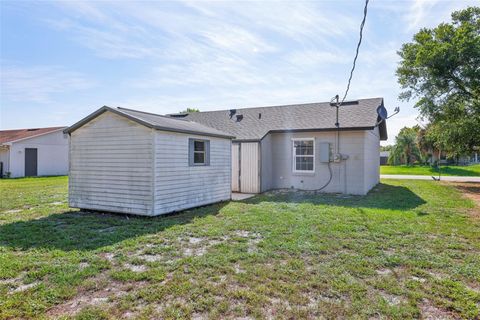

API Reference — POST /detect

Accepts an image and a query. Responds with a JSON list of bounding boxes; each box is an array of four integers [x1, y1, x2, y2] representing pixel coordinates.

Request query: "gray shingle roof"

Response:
[[64, 106, 234, 139], [170, 98, 387, 141]]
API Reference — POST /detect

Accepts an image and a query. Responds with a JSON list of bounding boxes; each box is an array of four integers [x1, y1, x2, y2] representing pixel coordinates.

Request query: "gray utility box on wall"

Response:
[[319, 142, 331, 163]]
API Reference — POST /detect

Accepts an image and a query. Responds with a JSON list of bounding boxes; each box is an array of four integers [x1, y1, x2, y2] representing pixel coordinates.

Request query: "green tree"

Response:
[[414, 124, 438, 163], [389, 127, 422, 165], [396, 6, 480, 157], [181, 108, 200, 113]]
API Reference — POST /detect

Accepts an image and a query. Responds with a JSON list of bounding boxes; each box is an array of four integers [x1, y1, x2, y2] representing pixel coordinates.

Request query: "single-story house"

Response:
[[171, 97, 387, 195], [64, 106, 234, 216], [66, 97, 387, 216], [0, 127, 69, 178]]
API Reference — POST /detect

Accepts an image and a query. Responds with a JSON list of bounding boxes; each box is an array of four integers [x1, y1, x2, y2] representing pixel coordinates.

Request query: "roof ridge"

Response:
[[116, 106, 234, 135], [170, 97, 383, 115], [0, 126, 67, 132], [117, 106, 194, 123]]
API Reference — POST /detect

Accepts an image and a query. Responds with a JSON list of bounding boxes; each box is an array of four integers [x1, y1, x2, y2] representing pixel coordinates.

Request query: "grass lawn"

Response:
[[380, 164, 480, 177], [1, 177, 479, 319]]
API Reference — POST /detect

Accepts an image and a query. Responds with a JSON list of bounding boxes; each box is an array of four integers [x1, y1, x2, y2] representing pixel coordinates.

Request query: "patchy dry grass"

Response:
[[0, 176, 479, 319]]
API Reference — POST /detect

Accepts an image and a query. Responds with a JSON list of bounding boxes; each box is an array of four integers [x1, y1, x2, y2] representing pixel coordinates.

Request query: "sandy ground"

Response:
[[446, 181, 480, 218]]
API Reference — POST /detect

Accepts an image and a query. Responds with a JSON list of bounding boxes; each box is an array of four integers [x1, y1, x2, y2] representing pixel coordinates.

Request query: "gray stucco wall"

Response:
[[265, 130, 379, 195], [364, 127, 381, 192]]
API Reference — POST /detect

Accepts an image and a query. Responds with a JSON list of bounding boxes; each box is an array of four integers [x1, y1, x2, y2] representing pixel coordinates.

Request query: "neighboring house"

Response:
[[65, 106, 234, 216], [429, 149, 479, 165], [469, 152, 479, 164], [0, 127, 68, 178], [171, 97, 387, 195], [380, 151, 389, 165]]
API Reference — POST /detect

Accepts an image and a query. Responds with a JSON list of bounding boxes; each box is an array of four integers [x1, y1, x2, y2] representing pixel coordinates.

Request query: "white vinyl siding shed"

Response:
[[66, 107, 233, 216]]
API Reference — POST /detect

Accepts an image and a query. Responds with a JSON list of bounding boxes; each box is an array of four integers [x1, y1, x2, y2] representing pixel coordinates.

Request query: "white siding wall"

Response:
[[8, 130, 69, 178], [363, 127, 380, 193], [0, 147, 10, 176], [154, 131, 231, 215], [69, 112, 154, 216], [269, 131, 368, 195], [240, 142, 260, 193], [260, 134, 273, 192], [231, 143, 240, 192]]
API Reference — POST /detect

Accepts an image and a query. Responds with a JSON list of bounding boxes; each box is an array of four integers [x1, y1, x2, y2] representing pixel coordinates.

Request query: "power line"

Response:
[[340, 0, 370, 105]]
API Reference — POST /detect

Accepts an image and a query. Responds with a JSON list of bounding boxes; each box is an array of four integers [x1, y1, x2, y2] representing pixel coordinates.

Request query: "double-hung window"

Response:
[[189, 139, 210, 166], [293, 138, 315, 172]]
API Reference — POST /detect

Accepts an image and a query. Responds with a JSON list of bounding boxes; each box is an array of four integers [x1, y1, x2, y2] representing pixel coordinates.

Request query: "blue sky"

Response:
[[0, 0, 475, 144]]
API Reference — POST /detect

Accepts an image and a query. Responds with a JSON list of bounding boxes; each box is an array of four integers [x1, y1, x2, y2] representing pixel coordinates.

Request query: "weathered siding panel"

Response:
[[269, 131, 366, 195], [231, 143, 240, 192], [260, 134, 272, 192], [363, 127, 380, 193], [240, 142, 260, 193], [154, 132, 231, 215], [69, 112, 154, 216]]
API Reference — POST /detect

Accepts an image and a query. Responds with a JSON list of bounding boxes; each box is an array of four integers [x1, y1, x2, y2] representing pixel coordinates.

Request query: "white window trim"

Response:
[[292, 138, 315, 173], [193, 139, 206, 165]]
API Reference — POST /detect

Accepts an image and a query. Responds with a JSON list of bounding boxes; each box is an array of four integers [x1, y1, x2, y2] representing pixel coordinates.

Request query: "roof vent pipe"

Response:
[[236, 114, 243, 122], [229, 109, 236, 118], [258, 113, 262, 119]]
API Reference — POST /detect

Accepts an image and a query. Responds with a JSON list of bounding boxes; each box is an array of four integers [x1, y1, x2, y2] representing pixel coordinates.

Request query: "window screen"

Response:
[[293, 139, 314, 172]]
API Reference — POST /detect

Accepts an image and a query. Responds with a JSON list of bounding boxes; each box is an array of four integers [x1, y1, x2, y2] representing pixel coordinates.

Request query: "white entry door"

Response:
[[240, 142, 260, 193], [231, 143, 240, 192]]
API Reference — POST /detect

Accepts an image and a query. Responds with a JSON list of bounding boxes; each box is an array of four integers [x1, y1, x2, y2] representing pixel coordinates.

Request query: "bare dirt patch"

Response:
[[411, 276, 426, 283], [376, 268, 393, 276], [1, 272, 40, 294], [419, 299, 455, 320], [10, 281, 39, 293], [233, 230, 263, 253], [99, 252, 115, 262], [177, 231, 263, 257], [379, 291, 405, 306], [3, 209, 21, 214], [124, 263, 147, 272], [137, 254, 163, 262], [447, 182, 480, 217], [46, 274, 146, 318]]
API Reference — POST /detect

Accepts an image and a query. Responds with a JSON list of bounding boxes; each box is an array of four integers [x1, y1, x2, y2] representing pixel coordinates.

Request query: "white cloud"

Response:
[[46, 1, 358, 61], [46, 17, 161, 59], [381, 113, 420, 146], [200, 26, 276, 54], [0, 65, 93, 103], [8, 0, 473, 134], [286, 50, 350, 67], [405, 0, 474, 31]]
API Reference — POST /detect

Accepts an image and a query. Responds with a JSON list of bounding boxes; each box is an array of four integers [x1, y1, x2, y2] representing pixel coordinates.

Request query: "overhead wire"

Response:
[[339, 0, 370, 106], [304, 0, 370, 193]]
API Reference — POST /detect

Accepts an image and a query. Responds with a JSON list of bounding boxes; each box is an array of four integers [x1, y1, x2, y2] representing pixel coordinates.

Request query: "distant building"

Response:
[[380, 151, 389, 165], [0, 127, 68, 178], [429, 150, 479, 165]]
